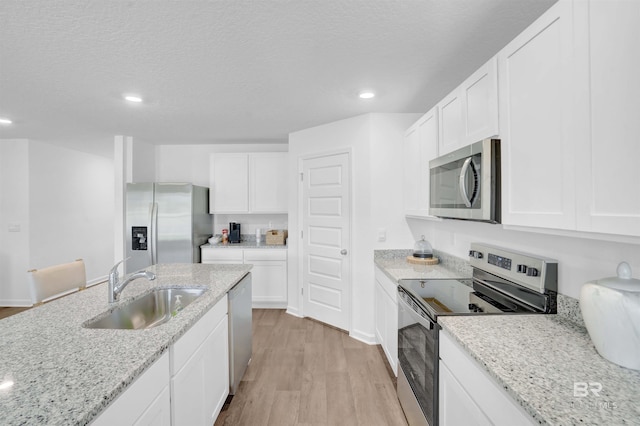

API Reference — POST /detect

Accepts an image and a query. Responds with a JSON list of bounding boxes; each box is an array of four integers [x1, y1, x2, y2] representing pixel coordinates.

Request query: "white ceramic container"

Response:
[[580, 262, 640, 370]]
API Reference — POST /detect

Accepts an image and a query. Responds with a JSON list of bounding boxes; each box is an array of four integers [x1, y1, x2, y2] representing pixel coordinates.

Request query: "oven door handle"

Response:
[[398, 291, 435, 330], [458, 157, 474, 207]]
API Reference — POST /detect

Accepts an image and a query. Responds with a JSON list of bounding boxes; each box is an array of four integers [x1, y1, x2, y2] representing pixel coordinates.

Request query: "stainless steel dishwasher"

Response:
[[228, 273, 252, 395]]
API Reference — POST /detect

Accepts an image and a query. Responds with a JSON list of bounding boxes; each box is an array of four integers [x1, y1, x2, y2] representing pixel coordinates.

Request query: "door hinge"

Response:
[[300, 172, 304, 182], [300, 230, 303, 239], [301, 287, 304, 295]]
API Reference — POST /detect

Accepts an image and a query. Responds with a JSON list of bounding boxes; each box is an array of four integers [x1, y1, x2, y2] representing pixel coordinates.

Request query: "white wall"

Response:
[[288, 113, 420, 343], [0, 139, 115, 306], [29, 141, 115, 286], [407, 218, 640, 299], [0, 140, 31, 305]]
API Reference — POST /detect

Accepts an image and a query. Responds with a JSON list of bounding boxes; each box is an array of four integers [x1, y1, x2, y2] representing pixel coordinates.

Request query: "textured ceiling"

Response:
[[0, 0, 556, 157]]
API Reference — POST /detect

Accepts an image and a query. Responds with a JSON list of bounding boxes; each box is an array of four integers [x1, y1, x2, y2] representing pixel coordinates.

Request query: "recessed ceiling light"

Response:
[[0, 380, 14, 390], [124, 95, 143, 103], [359, 91, 375, 99], [0, 117, 13, 124]]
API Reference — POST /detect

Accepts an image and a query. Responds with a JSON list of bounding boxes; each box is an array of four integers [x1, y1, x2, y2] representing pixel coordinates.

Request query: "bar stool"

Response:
[[27, 259, 87, 306]]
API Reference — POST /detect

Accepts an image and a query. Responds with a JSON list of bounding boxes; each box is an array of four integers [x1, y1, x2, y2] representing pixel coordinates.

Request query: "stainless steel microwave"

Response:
[[429, 138, 500, 223]]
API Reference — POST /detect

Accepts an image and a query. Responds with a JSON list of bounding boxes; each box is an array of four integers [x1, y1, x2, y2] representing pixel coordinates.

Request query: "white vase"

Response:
[[580, 262, 640, 370]]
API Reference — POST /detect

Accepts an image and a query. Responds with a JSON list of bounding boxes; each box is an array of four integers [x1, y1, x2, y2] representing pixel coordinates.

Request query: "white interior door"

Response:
[[301, 152, 351, 331]]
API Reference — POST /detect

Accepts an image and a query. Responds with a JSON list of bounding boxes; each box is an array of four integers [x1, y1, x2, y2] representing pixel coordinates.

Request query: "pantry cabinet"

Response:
[[438, 56, 499, 156], [209, 152, 287, 214], [202, 247, 287, 308], [439, 331, 535, 426], [374, 266, 398, 376], [403, 107, 438, 217], [498, 0, 577, 230]]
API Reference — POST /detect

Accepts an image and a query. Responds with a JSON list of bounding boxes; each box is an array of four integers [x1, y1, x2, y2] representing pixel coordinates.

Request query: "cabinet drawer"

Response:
[[201, 248, 243, 263], [170, 295, 228, 375], [244, 249, 287, 262]]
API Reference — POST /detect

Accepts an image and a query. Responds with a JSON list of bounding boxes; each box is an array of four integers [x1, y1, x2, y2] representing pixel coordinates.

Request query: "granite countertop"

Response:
[[0, 263, 251, 426], [439, 315, 640, 425], [374, 249, 473, 282], [374, 249, 640, 425], [201, 241, 286, 249]]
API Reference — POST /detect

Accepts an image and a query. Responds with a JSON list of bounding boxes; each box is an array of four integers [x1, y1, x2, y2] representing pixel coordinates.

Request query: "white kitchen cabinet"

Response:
[[438, 90, 463, 155], [462, 57, 499, 144], [374, 266, 398, 376], [91, 352, 171, 426], [250, 153, 288, 213], [244, 249, 287, 308], [209, 152, 288, 214], [210, 153, 249, 213], [201, 247, 244, 264], [498, 0, 577, 230], [171, 294, 229, 426], [403, 107, 438, 217], [201, 247, 287, 308], [439, 331, 535, 426], [438, 56, 499, 156], [574, 0, 640, 236]]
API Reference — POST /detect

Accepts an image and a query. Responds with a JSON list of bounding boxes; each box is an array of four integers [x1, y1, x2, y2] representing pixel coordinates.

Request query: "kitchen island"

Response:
[[0, 263, 251, 425]]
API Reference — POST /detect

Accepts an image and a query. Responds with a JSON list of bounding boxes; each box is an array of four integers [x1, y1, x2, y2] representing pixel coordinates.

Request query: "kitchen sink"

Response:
[[84, 287, 208, 330]]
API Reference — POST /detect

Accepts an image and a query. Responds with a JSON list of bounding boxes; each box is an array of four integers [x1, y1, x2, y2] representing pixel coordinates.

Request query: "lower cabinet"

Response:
[[439, 330, 534, 426], [374, 266, 398, 376], [202, 247, 287, 308], [171, 295, 229, 425], [92, 352, 171, 426], [92, 295, 229, 426]]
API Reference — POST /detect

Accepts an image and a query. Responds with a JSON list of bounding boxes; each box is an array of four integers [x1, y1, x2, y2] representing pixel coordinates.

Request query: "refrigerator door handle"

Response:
[[148, 202, 156, 265], [151, 202, 159, 265]]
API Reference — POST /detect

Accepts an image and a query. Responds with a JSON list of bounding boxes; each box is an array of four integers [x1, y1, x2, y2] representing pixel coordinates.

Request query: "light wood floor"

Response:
[[0, 306, 30, 320], [215, 309, 408, 426]]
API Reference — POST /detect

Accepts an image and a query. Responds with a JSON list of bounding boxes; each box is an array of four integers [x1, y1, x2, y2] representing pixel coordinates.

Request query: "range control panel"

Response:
[[468, 243, 558, 294]]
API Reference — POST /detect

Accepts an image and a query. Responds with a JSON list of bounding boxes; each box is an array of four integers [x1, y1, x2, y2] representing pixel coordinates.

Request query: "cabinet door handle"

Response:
[[340, 249, 348, 255]]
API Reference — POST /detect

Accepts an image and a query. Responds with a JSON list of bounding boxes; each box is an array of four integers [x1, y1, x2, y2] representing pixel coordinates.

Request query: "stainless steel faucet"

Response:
[[108, 259, 156, 303]]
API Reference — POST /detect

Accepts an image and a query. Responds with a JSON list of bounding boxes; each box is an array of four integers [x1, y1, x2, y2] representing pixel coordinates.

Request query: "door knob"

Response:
[[340, 249, 348, 255]]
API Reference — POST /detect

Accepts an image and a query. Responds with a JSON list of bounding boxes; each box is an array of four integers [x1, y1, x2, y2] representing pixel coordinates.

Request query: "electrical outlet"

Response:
[[8, 223, 21, 232]]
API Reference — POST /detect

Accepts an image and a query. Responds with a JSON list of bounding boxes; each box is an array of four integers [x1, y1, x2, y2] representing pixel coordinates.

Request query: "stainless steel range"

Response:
[[396, 243, 558, 426]]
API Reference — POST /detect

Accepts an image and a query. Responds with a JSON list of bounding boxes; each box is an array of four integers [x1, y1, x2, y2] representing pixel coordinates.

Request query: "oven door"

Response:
[[397, 287, 439, 426], [429, 138, 500, 223]]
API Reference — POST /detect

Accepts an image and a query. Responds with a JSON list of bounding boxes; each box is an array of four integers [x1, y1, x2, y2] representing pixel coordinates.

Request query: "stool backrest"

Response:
[[27, 259, 86, 305]]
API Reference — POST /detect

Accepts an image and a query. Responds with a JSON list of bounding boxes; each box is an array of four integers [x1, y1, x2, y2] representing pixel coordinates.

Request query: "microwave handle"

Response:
[[458, 157, 473, 207]]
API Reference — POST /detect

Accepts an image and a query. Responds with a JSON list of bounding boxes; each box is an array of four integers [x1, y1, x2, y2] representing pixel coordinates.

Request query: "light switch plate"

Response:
[[377, 228, 386, 242], [8, 223, 21, 232]]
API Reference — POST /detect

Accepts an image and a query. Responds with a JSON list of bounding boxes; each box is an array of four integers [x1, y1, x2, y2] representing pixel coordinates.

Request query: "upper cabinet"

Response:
[[499, 0, 640, 237], [498, 0, 576, 230], [574, 0, 640, 236], [438, 57, 499, 155], [403, 107, 438, 217], [210, 152, 288, 214]]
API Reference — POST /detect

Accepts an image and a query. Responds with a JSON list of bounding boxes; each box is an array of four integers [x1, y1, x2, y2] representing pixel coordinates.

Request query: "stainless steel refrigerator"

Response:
[[125, 183, 212, 274]]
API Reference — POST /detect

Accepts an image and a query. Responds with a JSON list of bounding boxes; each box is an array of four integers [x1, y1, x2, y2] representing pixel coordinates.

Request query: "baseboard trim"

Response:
[[350, 328, 377, 345], [285, 306, 302, 318], [253, 301, 288, 309]]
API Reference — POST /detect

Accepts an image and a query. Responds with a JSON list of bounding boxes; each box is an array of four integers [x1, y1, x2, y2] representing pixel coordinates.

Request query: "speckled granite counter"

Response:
[[201, 241, 286, 249], [375, 249, 640, 425], [439, 315, 640, 425], [0, 263, 251, 426], [374, 249, 472, 282]]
